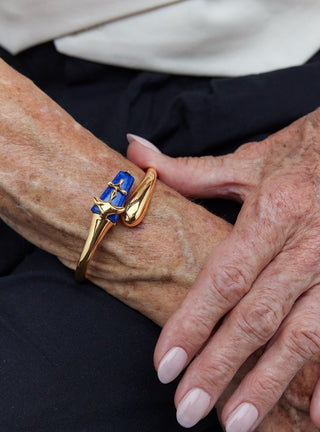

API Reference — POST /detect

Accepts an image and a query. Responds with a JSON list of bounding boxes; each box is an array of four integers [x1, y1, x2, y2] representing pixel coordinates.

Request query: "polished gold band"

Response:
[[75, 168, 157, 282]]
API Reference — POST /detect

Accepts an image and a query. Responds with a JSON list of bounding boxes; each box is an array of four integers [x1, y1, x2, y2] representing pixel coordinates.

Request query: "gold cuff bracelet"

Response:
[[75, 168, 157, 282]]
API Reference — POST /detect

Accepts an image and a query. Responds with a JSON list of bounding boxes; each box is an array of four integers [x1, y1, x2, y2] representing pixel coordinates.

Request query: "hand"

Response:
[[0, 59, 231, 326], [127, 111, 320, 432]]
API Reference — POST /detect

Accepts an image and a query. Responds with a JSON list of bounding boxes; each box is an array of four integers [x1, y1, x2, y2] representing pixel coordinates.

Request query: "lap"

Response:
[[0, 224, 221, 431]]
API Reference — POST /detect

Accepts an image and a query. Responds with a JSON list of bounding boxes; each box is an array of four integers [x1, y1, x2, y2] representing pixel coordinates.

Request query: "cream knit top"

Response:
[[1, 0, 320, 76]]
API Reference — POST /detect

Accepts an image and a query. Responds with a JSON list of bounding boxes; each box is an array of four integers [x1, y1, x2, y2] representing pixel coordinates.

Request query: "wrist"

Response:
[[84, 180, 231, 326]]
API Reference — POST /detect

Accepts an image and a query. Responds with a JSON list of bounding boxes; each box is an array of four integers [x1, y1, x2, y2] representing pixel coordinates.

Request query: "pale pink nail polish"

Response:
[[126, 133, 162, 153], [176, 388, 211, 428], [226, 403, 259, 432], [157, 347, 188, 384]]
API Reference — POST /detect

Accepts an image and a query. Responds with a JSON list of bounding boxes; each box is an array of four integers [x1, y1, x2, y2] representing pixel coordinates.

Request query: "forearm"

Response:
[[0, 57, 134, 255], [0, 58, 231, 325]]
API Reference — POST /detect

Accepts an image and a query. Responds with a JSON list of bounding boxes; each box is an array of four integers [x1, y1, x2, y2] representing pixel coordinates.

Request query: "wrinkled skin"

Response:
[[127, 108, 320, 430], [216, 351, 320, 432], [0, 59, 319, 431]]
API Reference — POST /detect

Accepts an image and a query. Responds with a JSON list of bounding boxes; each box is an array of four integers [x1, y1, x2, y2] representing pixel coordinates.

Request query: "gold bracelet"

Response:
[[75, 168, 157, 282]]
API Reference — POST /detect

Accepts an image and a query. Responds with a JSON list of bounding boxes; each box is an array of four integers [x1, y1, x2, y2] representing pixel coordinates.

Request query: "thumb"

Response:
[[127, 133, 244, 199]]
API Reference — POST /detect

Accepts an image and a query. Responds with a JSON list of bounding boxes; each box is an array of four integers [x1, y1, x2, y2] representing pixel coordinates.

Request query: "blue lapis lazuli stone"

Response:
[[91, 171, 135, 223]]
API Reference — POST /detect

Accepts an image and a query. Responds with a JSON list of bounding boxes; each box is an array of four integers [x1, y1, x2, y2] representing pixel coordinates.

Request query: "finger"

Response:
[[154, 194, 291, 386], [221, 284, 320, 432], [172, 243, 316, 428], [154, 166, 317, 386], [310, 377, 320, 427], [126, 134, 254, 200]]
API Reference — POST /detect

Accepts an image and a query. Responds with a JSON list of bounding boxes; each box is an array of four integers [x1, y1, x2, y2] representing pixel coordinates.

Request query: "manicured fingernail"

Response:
[[226, 403, 259, 432], [126, 133, 161, 153], [176, 388, 211, 428], [157, 347, 188, 384]]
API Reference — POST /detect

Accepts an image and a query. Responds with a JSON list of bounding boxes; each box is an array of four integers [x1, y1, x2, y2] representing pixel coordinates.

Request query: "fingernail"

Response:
[[126, 133, 161, 153], [157, 347, 188, 384], [176, 388, 211, 428], [226, 403, 259, 432]]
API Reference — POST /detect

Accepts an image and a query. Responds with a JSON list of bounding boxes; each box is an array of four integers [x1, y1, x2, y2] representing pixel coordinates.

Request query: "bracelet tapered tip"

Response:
[[122, 168, 157, 227]]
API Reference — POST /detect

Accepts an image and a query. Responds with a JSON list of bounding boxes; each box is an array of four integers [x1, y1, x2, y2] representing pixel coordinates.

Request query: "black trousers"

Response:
[[1, 43, 320, 432]]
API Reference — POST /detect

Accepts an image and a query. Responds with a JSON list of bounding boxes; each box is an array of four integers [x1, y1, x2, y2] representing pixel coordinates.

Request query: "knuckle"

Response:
[[235, 300, 280, 344], [177, 155, 215, 174], [284, 323, 320, 360], [185, 311, 215, 343], [234, 140, 258, 155], [210, 264, 248, 305], [251, 373, 285, 405], [196, 356, 235, 389], [175, 156, 217, 195]]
